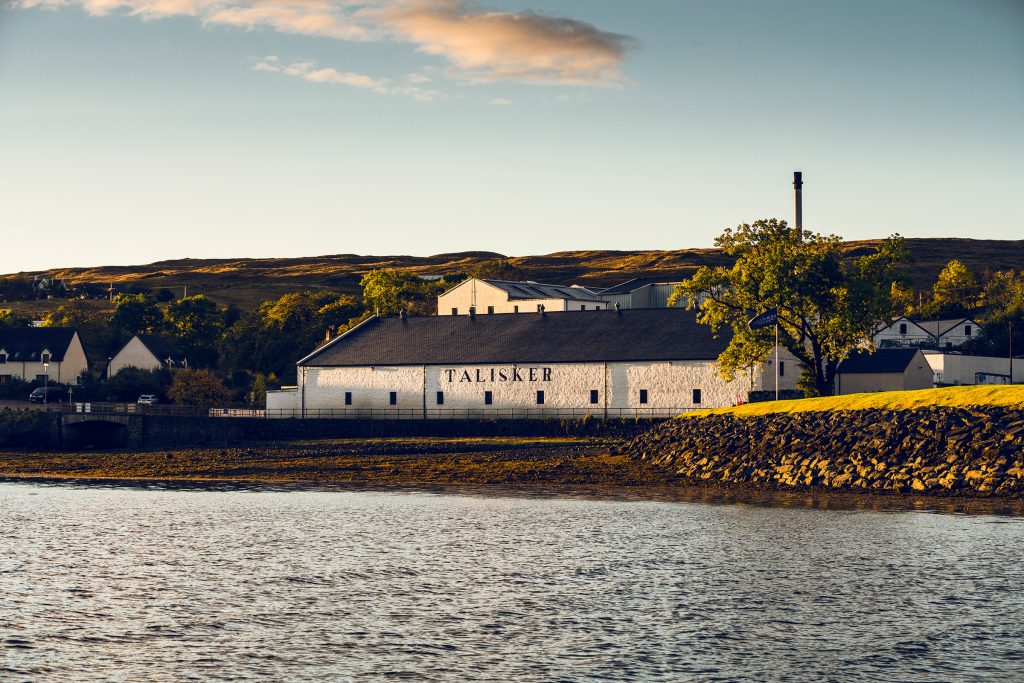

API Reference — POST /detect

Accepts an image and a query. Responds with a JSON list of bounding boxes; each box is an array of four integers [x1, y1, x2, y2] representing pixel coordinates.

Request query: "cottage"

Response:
[[835, 348, 933, 395], [0, 327, 88, 385], [873, 317, 980, 349], [108, 334, 188, 376], [438, 278, 606, 315], [270, 308, 801, 418]]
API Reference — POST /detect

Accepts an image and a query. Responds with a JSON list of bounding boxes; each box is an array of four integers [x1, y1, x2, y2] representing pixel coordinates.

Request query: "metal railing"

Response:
[[54, 402, 698, 420]]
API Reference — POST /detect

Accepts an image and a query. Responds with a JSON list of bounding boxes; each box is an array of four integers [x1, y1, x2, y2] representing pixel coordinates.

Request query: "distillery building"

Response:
[[267, 308, 801, 418]]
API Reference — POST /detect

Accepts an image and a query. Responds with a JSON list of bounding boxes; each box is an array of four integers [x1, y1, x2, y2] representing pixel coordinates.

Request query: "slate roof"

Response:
[[0, 327, 79, 362], [483, 280, 604, 302], [135, 334, 188, 365], [837, 348, 922, 374], [300, 309, 732, 367], [916, 318, 976, 337]]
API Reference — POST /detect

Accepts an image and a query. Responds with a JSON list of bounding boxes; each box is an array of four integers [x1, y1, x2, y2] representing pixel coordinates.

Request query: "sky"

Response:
[[1, 0, 1022, 272]]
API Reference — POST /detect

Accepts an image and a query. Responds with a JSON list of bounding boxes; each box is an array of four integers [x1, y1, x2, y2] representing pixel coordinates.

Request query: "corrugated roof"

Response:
[[837, 348, 922, 374], [484, 280, 604, 302], [300, 309, 732, 367], [0, 327, 79, 362], [598, 278, 656, 295]]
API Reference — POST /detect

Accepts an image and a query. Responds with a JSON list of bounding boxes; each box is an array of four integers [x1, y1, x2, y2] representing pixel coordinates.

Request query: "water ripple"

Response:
[[1, 482, 1022, 681]]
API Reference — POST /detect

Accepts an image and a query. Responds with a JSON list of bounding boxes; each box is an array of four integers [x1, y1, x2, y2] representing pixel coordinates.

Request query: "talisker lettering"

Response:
[[443, 367, 553, 383]]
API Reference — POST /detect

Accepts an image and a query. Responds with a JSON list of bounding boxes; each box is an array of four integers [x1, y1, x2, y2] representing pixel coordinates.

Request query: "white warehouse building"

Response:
[[438, 278, 607, 315], [268, 309, 800, 418]]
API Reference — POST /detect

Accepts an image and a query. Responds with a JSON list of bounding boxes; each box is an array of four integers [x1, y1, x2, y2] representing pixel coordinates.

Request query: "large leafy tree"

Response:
[[671, 219, 908, 396], [167, 369, 232, 408], [164, 295, 225, 367], [221, 291, 363, 384], [360, 269, 410, 315], [109, 293, 164, 341], [43, 299, 115, 359], [924, 259, 979, 318]]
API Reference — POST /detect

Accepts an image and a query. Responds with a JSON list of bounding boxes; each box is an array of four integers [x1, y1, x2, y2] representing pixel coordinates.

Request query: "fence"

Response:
[[56, 402, 697, 421]]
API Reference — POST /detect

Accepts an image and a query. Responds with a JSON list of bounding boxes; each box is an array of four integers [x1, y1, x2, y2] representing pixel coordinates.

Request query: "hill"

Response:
[[2, 237, 1022, 313]]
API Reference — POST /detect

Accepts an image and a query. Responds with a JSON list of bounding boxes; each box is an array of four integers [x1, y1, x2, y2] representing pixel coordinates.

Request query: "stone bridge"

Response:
[[61, 412, 143, 449]]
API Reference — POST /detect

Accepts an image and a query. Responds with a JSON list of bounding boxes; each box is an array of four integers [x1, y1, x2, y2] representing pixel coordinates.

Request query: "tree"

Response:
[[360, 269, 412, 315], [110, 293, 164, 341], [43, 299, 115, 360], [966, 269, 1024, 357], [220, 291, 364, 384], [250, 373, 268, 406], [0, 309, 29, 328], [472, 258, 524, 281], [101, 367, 172, 402], [925, 259, 979, 318], [164, 295, 225, 367], [671, 219, 908, 397], [167, 369, 232, 408]]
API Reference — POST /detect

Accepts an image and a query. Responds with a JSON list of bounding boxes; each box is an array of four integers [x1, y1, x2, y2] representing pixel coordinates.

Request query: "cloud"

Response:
[[253, 56, 444, 100], [377, 0, 631, 85], [15, 0, 632, 86], [488, 97, 511, 106]]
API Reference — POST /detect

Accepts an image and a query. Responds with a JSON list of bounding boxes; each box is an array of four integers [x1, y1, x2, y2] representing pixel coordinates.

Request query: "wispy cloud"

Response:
[[488, 97, 511, 106], [377, 0, 631, 85], [15, 0, 632, 86], [253, 55, 444, 100]]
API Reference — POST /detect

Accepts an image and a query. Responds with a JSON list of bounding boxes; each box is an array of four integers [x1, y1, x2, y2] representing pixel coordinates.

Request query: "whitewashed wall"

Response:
[[295, 352, 802, 418], [266, 389, 300, 416], [109, 336, 162, 375], [873, 318, 932, 347], [936, 321, 978, 348]]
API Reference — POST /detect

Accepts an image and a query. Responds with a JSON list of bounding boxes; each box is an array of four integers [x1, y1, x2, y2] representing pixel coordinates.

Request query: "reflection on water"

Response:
[[2, 482, 1023, 681]]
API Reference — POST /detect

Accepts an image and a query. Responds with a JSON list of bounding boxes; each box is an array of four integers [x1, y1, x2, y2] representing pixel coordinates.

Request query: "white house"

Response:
[[438, 278, 607, 315], [834, 348, 934, 395], [109, 334, 188, 376], [873, 317, 980, 349], [269, 308, 801, 418], [0, 327, 88, 385]]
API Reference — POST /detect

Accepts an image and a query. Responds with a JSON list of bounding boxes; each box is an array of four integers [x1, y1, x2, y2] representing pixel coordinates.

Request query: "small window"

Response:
[[536, 390, 545, 405], [899, 323, 907, 335], [0, 353, 6, 365], [596, 306, 602, 310], [487, 306, 494, 314], [537, 304, 543, 312], [590, 390, 599, 404], [779, 361, 785, 377], [484, 391, 493, 405], [344, 391, 352, 405], [41, 353, 51, 364], [639, 389, 648, 404], [436, 391, 444, 405], [469, 306, 476, 315], [389, 391, 397, 405], [451, 307, 458, 315], [692, 389, 702, 404], [580, 305, 586, 311], [513, 305, 519, 313], [965, 325, 972, 337]]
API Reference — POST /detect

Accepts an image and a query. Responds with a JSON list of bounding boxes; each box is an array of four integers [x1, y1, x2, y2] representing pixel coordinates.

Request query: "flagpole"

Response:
[[775, 322, 779, 401]]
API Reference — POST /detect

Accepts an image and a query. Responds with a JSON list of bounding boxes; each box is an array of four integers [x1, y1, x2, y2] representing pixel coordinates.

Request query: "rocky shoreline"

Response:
[[625, 405, 1024, 498]]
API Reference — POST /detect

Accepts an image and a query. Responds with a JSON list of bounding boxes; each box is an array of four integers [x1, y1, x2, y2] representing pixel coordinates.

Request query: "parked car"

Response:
[[29, 386, 67, 404], [137, 395, 160, 405]]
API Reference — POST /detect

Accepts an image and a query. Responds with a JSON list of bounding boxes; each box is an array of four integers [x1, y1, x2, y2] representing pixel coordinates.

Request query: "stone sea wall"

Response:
[[625, 406, 1024, 497]]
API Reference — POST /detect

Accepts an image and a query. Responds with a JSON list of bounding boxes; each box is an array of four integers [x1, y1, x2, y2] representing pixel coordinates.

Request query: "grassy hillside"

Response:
[[2, 237, 1022, 313], [688, 385, 1024, 418]]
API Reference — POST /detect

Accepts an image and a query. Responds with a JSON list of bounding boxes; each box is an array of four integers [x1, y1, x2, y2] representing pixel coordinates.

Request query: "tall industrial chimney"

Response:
[[793, 171, 803, 240]]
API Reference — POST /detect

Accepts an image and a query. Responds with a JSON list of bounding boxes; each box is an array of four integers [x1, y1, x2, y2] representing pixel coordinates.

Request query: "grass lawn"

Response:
[[687, 385, 1024, 418]]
